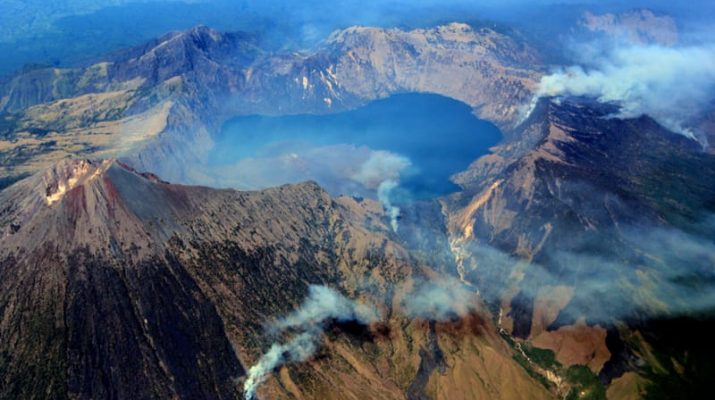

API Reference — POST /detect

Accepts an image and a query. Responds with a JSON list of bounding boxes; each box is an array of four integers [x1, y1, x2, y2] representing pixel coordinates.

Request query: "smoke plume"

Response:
[[401, 277, 479, 320], [272, 285, 379, 332], [352, 151, 411, 232], [205, 145, 411, 231], [377, 180, 400, 232], [243, 332, 317, 400], [243, 285, 379, 400], [242, 277, 482, 399], [457, 220, 715, 323], [529, 42, 715, 140]]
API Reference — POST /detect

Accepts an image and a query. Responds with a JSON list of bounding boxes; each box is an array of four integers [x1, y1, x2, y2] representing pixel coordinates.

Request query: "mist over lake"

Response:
[[210, 93, 502, 198]]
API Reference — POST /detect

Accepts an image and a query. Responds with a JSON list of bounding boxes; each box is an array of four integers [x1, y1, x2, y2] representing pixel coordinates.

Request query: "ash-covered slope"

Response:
[[0, 159, 554, 400]]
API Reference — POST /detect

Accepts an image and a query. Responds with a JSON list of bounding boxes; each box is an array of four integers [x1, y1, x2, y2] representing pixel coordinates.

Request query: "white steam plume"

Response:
[[527, 43, 715, 140], [207, 146, 412, 229], [243, 285, 378, 400], [352, 151, 411, 232]]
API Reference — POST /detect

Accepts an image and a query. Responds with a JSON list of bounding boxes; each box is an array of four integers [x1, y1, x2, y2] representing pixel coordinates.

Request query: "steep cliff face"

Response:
[[0, 159, 554, 400], [0, 23, 541, 183], [319, 23, 539, 127]]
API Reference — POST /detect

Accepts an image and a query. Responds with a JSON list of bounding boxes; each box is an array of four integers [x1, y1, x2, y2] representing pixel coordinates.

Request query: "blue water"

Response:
[[210, 93, 502, 197]]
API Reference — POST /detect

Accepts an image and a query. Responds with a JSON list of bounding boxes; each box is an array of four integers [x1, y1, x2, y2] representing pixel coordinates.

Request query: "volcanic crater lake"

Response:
[[210, 93, 502, 197]]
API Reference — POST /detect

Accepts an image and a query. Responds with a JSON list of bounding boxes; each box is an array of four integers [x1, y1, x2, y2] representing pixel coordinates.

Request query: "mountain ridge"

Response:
[[0, 157, 563, 399], [0, 22, 542, 184]]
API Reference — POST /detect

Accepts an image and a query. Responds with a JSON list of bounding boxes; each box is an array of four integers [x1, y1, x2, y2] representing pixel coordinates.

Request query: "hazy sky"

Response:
[[1, 0, 713, 75]]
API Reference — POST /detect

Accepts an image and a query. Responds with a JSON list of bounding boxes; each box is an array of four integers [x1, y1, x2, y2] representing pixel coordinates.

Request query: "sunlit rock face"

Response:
[[320, 23, 540, 127]]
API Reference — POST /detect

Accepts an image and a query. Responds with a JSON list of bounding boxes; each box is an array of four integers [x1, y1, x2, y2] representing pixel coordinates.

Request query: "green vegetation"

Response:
[[623, 316, 715, 400], [512, 353, 553, 390], [564, 365, 606, 400], [507, 339, 608, 400], [640, 343, 715, 400], [523, 345, 559, 370]]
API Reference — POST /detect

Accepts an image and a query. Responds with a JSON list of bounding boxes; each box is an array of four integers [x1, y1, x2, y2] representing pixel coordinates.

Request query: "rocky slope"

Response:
[[445, 97, 715, 397], [0, 159, 556, 400], [450, 97, 715, 278], [3, 101, 711, 399]]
